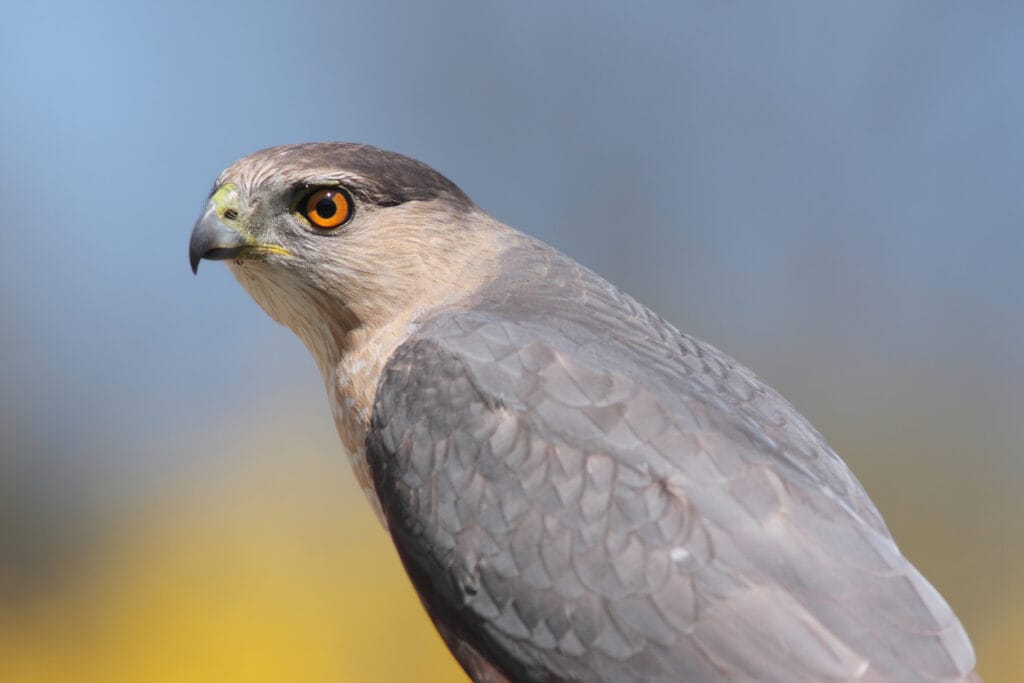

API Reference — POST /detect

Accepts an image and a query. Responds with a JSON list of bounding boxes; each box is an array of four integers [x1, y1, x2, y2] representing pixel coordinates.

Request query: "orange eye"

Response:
[[303, 188, 352, 229]]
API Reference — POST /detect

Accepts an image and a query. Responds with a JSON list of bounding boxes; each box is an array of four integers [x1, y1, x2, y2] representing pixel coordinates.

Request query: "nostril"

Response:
[[223, 208, 239, 220]]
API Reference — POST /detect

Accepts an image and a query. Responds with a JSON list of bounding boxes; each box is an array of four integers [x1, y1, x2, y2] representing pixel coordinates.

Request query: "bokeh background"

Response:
[[1, 2, 1022, 681]]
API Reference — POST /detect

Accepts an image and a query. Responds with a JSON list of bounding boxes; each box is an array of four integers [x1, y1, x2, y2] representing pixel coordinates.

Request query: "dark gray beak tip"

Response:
[[189, 206, 247, 275]]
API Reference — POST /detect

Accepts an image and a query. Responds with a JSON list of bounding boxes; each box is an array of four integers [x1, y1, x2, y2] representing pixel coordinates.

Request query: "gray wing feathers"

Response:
[[367, 242, 975, 682]]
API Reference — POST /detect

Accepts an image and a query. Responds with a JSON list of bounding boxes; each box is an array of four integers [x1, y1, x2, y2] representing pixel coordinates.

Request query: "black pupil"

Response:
[[314, 195, 337, 218]]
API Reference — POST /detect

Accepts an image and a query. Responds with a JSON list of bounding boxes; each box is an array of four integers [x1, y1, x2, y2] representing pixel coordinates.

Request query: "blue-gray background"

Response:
[[1, 2, 1021, 680]]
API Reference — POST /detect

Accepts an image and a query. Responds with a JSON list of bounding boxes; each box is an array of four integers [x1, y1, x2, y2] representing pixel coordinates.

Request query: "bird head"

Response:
[[189, 143, 504, 364]]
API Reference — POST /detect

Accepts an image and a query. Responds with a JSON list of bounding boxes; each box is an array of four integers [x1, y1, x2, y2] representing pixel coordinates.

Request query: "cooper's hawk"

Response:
[[189, 143, 977, 682]]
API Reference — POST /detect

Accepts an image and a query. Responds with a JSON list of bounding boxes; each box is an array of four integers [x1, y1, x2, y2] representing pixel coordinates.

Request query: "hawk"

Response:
[[189, 143, 977, 682]]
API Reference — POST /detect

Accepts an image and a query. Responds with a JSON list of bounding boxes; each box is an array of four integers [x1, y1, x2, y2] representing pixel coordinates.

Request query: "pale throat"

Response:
[[325, 312, 422, 521], [255, 284, 423, 521]]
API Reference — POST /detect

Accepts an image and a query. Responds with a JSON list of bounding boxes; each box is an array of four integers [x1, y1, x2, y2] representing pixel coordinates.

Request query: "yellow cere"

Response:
[[212, 183, 240, 222], [207, 182, 291, 259]]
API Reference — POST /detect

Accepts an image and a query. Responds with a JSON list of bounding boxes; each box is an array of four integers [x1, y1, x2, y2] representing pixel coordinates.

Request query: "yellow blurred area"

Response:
[[975, 584, 1024, 682], [0, 420, 466, 683], [0, 408, 1019, 681]]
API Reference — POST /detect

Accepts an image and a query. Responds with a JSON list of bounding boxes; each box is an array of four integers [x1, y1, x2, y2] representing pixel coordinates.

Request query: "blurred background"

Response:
[[1, 2, 1022, 681]]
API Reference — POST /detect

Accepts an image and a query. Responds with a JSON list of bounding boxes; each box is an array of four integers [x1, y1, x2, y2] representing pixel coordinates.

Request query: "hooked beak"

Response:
[[189, 204, 249, 274], [189, 203, 290, 274]]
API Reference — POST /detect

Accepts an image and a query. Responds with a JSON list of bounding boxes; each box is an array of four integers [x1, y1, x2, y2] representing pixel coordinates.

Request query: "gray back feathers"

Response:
[[367, 238, 976, 682]]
